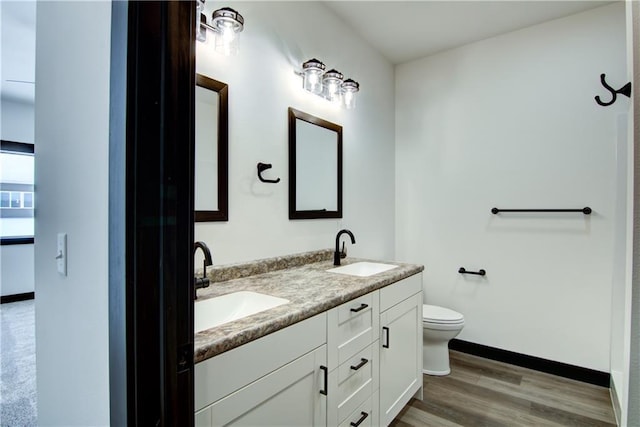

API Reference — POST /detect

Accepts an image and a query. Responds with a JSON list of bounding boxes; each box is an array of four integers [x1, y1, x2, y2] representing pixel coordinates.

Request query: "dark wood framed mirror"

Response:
[[288, 108, 343, 220], [195, 74, 228, 222]]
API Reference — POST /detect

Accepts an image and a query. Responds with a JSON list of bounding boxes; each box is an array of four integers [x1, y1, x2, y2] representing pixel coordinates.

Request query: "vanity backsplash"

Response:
[[197, 248, 334, 284]]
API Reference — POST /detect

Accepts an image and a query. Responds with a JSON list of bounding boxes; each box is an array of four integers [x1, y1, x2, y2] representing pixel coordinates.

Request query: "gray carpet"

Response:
[[0, 300, 37, 426]]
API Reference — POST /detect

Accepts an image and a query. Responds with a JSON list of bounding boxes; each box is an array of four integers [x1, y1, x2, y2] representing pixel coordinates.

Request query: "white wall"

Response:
[[396, 4, 626, 371], [1, 244, 34, 295], [609, 2, 637, 424], [194, 1, 395, 266], [626, 1, 640, 425], [1, 98, 34, 143], [1, 98, 35, 297], [609, 111, 631, 424], [1, 7, 36, 297], [1, 0, 36, 144], [34, 2, 111, 425]]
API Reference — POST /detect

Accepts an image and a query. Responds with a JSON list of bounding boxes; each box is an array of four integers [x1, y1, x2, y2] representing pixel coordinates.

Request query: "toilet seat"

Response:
[[422, 304, 464, 324]]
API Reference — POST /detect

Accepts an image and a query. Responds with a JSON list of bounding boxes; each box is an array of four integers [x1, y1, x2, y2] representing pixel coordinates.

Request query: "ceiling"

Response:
[[323, 1, 615, 64], [0, 1, 616, 104]]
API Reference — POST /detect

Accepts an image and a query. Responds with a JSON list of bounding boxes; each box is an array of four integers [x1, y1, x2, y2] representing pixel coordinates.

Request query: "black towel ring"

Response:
[[257, 162, 280, 183]]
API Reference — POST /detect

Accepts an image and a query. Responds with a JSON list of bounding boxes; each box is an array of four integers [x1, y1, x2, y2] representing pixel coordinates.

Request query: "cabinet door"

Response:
[[379, 294, 422, 426], [206, 345, 327, 426], [196, 313, 327, 410]]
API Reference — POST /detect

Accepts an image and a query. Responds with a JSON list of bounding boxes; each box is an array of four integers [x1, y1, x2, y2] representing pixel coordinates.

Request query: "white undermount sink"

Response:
[[195, 291, 289, 333], [327, 261, 398, 277]]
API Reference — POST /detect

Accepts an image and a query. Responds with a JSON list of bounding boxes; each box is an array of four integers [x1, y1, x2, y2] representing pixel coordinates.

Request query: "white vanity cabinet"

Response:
[[326, 272, 423, 427], [327, 292, 380, 427], [379, 274, 423, 426], [194, 313, 328, 426], [194, 271, 423, 427]]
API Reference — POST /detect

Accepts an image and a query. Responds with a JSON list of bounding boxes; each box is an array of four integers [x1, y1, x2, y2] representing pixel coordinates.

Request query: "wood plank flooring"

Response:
[[390, 351, 617, 427]]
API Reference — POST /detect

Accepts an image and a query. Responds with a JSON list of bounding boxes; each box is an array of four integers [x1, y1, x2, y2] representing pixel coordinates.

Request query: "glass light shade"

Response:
[[302, 59, 326, 95], [323, 69, 344, 102], [196, 1, 206, 42], [196, 13, 207, 43], [341, 79, 359, 109], [212, 7, 244, 56], [213, 26, 239, 56]]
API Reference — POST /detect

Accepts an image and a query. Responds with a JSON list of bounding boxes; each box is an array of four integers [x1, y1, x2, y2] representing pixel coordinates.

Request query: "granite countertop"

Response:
[[194, 249, 424, 363]]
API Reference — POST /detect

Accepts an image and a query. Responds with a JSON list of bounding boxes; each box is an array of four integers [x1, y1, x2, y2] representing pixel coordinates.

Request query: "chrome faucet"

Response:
[[194, 241, 213, 299], [334, 229, 356, 266]]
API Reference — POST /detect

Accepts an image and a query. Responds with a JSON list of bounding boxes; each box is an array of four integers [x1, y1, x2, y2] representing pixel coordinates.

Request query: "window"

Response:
[[24, 192, 33, 208], [0, 191, 34, 208], [0, 192, 9, 208], [10, 192, 22, 208], [1, 141, 35, 244]]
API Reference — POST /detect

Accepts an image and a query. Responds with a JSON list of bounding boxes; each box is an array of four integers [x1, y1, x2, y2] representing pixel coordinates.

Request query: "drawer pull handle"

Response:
[[350, 411, 369, 427], [319, 365, 328, 396], [350, 358, 369, 371], [382, 326, 390, 348], [350, 303, 369, 313]]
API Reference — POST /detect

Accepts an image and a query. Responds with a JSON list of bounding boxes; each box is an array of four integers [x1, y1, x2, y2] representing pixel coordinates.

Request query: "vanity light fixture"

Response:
[[302, 59, 326, 95], [298, 59, 360, 109], [341, 79, 360, 109], [196, 0, 245, 56], [322, 69, 344, 102]]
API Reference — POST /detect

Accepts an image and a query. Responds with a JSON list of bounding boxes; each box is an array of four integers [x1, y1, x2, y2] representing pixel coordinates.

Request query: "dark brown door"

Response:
[[109, 2, 196, 425]]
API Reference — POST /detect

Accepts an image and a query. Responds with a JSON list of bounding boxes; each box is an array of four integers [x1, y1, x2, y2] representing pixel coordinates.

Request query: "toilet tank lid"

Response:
[[423, 304, 464, 322]]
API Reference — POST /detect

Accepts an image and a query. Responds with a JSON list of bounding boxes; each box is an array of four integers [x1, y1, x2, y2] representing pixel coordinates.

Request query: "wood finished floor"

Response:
[[390, 351, 616, 427]]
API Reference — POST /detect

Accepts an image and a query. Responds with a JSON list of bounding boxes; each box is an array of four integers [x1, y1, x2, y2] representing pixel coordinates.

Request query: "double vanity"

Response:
[[194, 249, 424, 427]]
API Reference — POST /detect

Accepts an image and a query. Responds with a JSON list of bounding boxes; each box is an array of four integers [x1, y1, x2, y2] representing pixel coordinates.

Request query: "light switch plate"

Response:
[[57, 233, 67, 276]]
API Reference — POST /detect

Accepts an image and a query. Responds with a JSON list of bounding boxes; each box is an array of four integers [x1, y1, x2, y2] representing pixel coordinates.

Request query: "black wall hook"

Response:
[[257, 162, 280, 183], [595, 73, 632, 107]]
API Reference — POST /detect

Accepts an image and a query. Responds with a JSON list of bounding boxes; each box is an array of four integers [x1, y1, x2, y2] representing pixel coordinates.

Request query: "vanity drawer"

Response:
[[379, 273, 422, 312], [338, 393, 377, 427], [328, 291, 379, 368], [337, 293, 374, 323], [329, 342, 377, 425]]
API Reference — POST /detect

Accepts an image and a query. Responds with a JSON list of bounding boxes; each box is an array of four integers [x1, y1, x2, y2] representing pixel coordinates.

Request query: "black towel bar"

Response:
[[491, 207, 591, 215], [459, 267, 486, 276]]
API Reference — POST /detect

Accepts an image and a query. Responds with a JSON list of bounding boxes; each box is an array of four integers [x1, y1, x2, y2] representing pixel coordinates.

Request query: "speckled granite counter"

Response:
[[194, 249, 424, 363]]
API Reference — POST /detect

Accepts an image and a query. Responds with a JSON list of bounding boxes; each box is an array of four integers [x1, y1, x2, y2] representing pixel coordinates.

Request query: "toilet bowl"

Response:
[[422, 304, 464, 376]]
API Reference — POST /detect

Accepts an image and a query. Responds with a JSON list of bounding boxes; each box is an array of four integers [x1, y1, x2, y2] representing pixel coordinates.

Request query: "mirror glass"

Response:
[[195, 74, 228, 222], [288, 108, 342, 219]]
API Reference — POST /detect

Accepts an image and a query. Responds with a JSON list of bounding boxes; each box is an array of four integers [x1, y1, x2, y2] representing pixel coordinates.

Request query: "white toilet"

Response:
[[422, 304, 465, 375]]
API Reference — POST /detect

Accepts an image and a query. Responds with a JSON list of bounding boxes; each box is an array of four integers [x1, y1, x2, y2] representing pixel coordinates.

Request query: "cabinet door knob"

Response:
[[350, 303, 369, 313], [350, 358, 368, 371], [350, 411, 369, 427]]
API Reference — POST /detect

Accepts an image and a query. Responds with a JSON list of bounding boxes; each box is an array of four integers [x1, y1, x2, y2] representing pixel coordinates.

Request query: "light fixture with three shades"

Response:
[[301, 58, 360, 109]]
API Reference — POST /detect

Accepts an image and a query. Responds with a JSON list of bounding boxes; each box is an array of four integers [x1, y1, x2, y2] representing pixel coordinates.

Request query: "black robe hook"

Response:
[[257, 162, 280, 183], [595, 73, 632, 107]]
